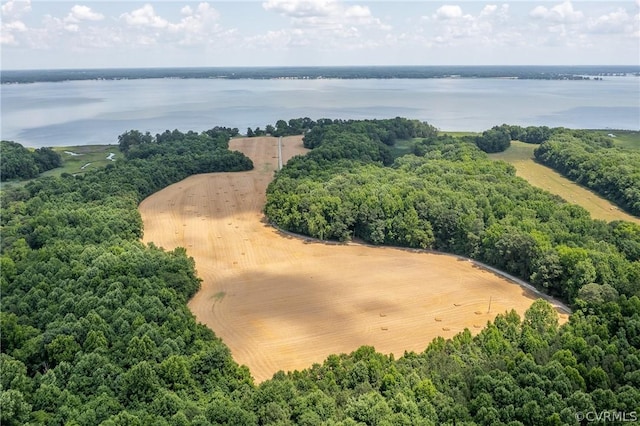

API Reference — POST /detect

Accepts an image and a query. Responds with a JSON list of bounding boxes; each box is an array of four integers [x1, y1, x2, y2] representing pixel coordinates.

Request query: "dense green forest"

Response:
[[2, 121, 640, 425], [1, 141, 62, 181], [245, 117, 437, 144], [470, 125, 640, 217], [266, 123, 640, 304], [534, 130, 640, 216]]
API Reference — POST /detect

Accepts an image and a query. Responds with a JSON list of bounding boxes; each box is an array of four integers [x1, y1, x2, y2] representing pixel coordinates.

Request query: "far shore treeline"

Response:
[[2, 65, 639, 84], [1, 118, 639, 424]]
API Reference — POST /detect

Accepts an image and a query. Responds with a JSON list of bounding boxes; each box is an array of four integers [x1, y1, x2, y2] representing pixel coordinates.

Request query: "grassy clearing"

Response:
[[489, 140, 537, 163], [591, 130, 640, 151], [1, 145, 119, 190], [49, 145, 119, 177], [441, 131, 479, 138], [489, 141, 640, 224], [392, 132, 477, 159], [390, 138, 418, 158]]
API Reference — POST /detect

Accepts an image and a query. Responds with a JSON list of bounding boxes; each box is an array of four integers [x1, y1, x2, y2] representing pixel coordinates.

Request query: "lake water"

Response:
[[2, 76, 639, 147]]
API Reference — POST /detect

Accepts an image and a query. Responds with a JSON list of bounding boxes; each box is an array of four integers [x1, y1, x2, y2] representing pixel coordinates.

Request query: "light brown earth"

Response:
[[140, 136, 568, 383]]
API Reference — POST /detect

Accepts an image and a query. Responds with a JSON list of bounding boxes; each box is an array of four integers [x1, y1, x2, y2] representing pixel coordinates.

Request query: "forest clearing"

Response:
[[139, 136, 568, 382], [489, 141, 640, 224]]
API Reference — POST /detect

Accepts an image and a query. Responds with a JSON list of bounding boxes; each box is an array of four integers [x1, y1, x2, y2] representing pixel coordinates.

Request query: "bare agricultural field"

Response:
[[490, 141, 640, 224], [140, 136, 568, 383]]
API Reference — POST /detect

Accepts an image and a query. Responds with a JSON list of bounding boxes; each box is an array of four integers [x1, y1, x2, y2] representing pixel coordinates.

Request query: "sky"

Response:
[[1, 0, 639, 69]]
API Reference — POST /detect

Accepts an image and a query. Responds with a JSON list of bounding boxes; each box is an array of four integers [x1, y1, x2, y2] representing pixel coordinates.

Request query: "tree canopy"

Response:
[[534, 129, 639, 216], [266, 125, 640, 304], [2, 121, 639, 424], [1, 141, 62, 181]]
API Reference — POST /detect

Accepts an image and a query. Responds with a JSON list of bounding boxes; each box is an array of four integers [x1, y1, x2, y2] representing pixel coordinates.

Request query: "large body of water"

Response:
[[2, 76, 639, 147]]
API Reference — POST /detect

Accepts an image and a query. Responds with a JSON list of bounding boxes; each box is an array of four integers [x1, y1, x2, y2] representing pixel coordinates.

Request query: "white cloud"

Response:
[[434, 5, 464, 20], [587, 8, 633, 34], [530, 1, 584, 23], [1, 0, 31, 19], [526, 1, 589, 48], [480, 5, 497, 17], [175, 2, 224, 45], [179, 2, 220, 31], [262, 0, 336, 18], [345, 5, 369, 19], [121, 4, 170, 29], [1, 0, 32, 45], [36, 4, 105, 38], [117, 2, 229, 48], [0, 32, 16, 45], [2, 0, 638, 68], [479, 4, 509, 22], [258, 0, 390, 52], [120, 3, 220, 33], [1, 19, 27, 45], [421, 3, 515, 48], [4, 20, 27, 32], [263, 0, 387, 29], [66, 5, 104, 23]]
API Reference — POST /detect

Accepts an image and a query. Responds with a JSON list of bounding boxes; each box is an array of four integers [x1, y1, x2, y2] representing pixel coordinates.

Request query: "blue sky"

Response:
[[2, 1, 639, 69]]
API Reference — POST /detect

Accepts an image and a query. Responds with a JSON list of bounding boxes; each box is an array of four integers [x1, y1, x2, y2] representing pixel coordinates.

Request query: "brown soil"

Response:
[[139, 136, 568, 383]]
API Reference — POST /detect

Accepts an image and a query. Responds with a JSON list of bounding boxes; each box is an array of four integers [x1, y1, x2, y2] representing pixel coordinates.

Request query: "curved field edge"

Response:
[[4, 128, 639, 424], [140, 136, 568, 383], [271, 223, 572, 316], [266, 124, 640, 313]]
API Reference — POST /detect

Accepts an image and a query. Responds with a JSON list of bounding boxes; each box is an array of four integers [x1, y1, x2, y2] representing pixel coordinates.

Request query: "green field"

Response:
[[591, 129, 640, 150], [1, 144, 119, 189], [48, 144, 119, 176], [392, 132, 480, 159], [440, 131, 480, 138], [489, 140, 640, 224]]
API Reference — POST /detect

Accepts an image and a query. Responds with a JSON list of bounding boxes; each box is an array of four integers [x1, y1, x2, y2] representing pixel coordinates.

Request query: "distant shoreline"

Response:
[[3, 65, 639, 84]]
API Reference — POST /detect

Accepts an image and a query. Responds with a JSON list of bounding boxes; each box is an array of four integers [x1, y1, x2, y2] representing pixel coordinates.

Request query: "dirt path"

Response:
[[140, 136, 568, 383]]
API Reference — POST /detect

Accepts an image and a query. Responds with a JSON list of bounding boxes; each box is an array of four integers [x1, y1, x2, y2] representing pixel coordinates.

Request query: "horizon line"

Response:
[[3, 64, 640, 72]]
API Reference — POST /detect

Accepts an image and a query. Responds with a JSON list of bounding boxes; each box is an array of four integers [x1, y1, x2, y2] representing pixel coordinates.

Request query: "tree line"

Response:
[[266, 125, 640, 305], [0, 141, 62, 181], [245, 297, 640, 425], [2, 121, 639, 424], [1, 128, 257, 424], [469, 124, 558, 154], [534, 130, 640, 216], [469, 125, 640, 218], [245, 117, 438, 147]]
